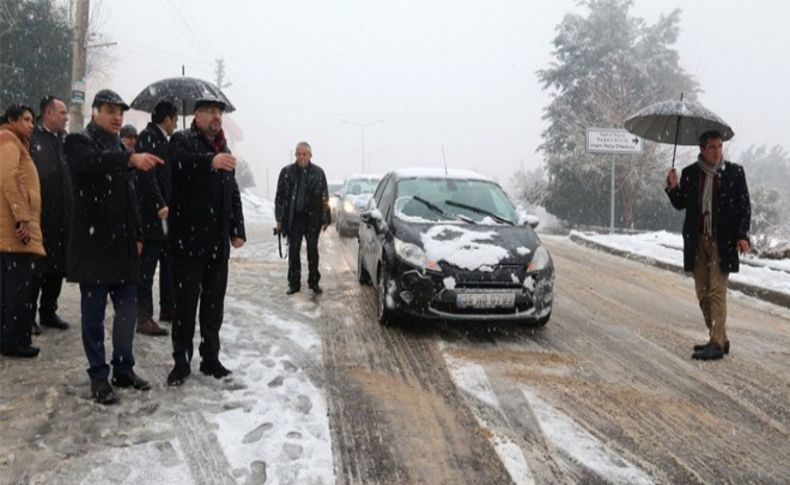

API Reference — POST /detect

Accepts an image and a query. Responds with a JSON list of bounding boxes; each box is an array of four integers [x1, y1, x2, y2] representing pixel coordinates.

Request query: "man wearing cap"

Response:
[[64, 89, 163, 404], [666, 130, 751, 361], [120, 124, 137, 153], [166, 97, 245, 386], [134, 101, 178, 337]]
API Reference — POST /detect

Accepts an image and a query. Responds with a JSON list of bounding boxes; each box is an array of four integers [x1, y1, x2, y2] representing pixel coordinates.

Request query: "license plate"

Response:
[[456, 291, 516, 309]]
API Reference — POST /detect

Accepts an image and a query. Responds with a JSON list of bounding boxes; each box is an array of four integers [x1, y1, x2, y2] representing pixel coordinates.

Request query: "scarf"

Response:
[[697, 156, 723, 237]]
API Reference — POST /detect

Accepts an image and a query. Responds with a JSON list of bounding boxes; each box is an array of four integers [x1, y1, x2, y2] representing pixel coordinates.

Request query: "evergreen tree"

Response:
[[537, 0, 697, 229], [0, 0, 72, 110]]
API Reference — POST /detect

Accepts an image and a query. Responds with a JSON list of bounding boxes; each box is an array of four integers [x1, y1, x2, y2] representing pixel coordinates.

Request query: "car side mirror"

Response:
[[360, 210, 375, 226], [333, 191, 341, 198], [521, 214, 540, 229], [361, 210, 387, 234]]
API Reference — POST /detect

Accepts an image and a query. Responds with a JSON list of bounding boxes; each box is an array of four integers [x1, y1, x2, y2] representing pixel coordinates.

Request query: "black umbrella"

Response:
[[130, 76, 236, 126], [624, 94, 733, 168]]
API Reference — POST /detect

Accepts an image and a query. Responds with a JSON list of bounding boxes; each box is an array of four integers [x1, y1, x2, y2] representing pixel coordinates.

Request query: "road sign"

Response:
[[586, 128, 643, 154]]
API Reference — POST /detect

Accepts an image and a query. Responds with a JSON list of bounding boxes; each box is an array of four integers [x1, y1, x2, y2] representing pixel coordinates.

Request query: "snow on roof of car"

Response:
[[391, 168, 493, 182], [346, 173, 384, 180]]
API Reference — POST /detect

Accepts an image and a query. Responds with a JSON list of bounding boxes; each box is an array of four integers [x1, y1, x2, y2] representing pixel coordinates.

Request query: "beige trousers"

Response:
[[693, 235, 729, 347]]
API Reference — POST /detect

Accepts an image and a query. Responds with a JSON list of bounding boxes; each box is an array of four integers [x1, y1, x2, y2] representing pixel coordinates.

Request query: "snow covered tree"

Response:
[[737, 144, 790, 235], [536, 0, 698, 229], [0, 0, 72, 109], [235, 158, 256, 190]]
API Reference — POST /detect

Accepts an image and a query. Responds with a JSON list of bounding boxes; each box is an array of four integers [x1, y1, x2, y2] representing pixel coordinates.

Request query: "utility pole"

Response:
[[215, 59, 232, 89], [68, 0, 89, 133], [341, 119, 384, 173]]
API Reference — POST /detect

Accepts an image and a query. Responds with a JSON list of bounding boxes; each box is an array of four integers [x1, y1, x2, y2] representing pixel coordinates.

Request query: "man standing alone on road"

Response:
[[29, 96, 72, 335], [166, 98, 245, 386], [275, 142, 331, 295], [65, 90, 163, 404], [666, 130, 751, 360]]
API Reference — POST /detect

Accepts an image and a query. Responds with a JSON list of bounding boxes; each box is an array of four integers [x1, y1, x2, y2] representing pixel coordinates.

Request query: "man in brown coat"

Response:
[[0, 103, 46, 357]]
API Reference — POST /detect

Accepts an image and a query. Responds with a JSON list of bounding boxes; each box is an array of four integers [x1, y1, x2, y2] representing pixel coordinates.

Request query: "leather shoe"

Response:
[[692, 344, 725, 360], [286, 286, 300, 295], [40, 313, 69, 330], [199, 359, 232, 379], [137, 318, 169, 336], [167, 363, 191, 386], [91, 379, 119, 405], [693, 340, 730, 354], [0, 344, 40, 358], [309, 284, 323, 295], [112, 372, 151, 391], [32, 321, 42, 335]]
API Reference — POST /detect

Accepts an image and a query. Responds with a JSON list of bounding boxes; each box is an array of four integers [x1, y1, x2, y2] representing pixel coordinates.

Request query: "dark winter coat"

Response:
[[29, 123, 72, 274], [134, 122, 171, 242], [275, 162, 331, 235], [64, 121, 142, 284], [666, 160, 751, 273], [168, 122, 245, 260]]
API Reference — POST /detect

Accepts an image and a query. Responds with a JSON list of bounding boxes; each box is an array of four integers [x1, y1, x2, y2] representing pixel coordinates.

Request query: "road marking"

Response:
[[522, 388, 654, 485]]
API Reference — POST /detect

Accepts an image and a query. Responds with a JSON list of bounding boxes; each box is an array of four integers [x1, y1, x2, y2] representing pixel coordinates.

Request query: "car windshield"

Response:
[[345, 178, 380, 195], [394, 178, 518, 224]]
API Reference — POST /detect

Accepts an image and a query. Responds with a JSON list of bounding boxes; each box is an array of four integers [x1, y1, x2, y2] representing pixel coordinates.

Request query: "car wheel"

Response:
[[377, 265, 394, 325], [358, 247, 371, 285]]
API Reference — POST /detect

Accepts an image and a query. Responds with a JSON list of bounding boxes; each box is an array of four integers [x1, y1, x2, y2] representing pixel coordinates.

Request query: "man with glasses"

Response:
[[166, 98, 245, 386]]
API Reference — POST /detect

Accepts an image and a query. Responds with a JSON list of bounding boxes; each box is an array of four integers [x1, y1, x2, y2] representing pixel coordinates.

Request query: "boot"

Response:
[[91, 379, 119, 405], [137, 318, 169, 336], [199, 359, 232, 379], [167, 352, 191, 386]]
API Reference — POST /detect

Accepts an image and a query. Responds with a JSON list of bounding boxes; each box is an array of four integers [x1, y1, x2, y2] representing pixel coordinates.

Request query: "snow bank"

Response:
[[572, 230, 790, 297], [241, 190, 275, 224]]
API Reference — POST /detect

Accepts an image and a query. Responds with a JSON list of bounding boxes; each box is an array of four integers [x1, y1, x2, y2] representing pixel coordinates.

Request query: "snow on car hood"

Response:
[[419, 225, 511, 271]]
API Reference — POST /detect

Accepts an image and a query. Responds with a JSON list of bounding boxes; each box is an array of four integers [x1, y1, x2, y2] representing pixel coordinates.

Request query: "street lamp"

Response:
[[341, 119, 385, 172]]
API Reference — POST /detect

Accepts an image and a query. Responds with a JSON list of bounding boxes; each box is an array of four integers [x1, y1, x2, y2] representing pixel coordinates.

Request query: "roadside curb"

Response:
[[569, 233, 790, 309]]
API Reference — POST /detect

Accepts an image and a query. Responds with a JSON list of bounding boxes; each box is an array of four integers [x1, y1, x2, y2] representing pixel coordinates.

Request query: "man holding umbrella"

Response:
[[665, 130, 751, 360], [166, 97, 245, 386]]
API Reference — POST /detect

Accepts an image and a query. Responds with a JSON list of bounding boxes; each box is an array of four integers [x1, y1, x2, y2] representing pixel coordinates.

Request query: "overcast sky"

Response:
[[89, 0, 790, 197]]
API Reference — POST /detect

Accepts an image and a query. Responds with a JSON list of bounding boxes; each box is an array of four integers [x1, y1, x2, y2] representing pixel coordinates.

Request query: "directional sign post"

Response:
[[585, 128, 644, 232]]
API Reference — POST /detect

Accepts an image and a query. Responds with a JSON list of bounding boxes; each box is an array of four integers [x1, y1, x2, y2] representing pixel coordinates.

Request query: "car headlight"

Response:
[[394, 238, 441, 272], [343, 200, 356, 214], [527, 246, 551, 272]]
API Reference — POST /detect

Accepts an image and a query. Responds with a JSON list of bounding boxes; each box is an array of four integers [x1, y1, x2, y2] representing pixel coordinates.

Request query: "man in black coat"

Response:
[[166, 98, 245, 386], [666, 130, 751, 361], [134, 101, 178, 337], [29, 95, 72, 334], [275, 141, 331, 295], [64, 89, 163, 404]]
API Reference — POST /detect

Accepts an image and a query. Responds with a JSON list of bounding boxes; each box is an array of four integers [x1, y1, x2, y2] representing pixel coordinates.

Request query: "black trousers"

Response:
[[137, 240, 174, 321], [287, 215, 321, 288], [31, 271, 64, 319], [0, 253, 34, 350], [171, 256, 228, 364]]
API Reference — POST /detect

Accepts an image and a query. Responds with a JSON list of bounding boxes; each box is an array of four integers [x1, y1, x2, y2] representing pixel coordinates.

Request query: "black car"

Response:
[[358, 169, 554, 325]]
